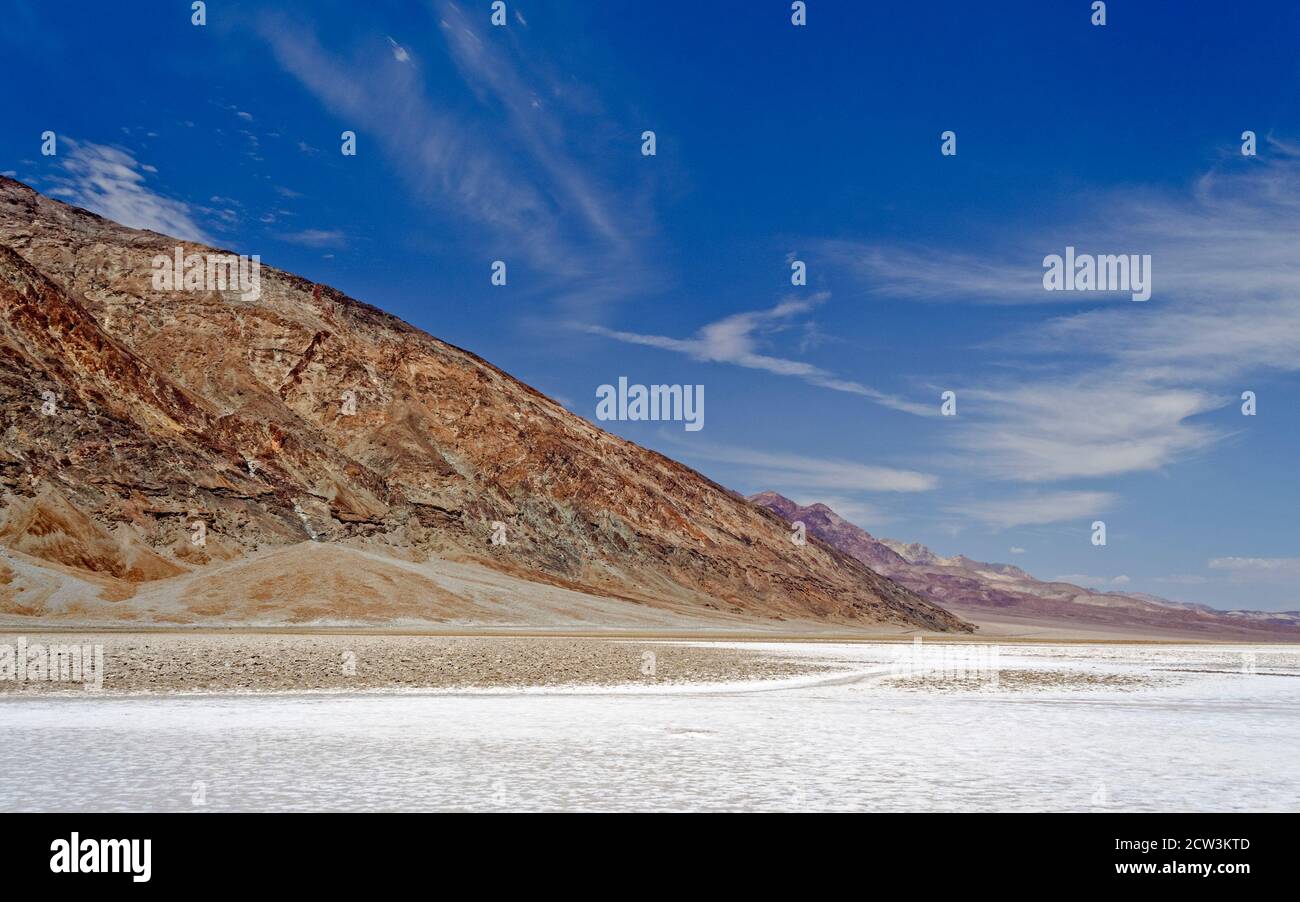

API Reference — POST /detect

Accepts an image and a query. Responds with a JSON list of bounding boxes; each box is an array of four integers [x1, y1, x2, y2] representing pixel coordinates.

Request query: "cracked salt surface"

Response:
[[1, 642, 1297, 811]]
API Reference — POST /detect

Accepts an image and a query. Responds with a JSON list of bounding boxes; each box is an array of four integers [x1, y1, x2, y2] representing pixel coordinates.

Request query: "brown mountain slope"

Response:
[[0, 176, 969, 632], [750, 491, 1300, 640]]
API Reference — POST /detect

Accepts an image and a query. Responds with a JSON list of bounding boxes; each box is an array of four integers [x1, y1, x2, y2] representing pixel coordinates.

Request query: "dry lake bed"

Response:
[[1, 637, 1296, 812]]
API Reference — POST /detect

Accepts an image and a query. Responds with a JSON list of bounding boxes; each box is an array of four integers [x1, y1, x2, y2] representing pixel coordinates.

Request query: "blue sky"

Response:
[[3, 0, 1299, 610]]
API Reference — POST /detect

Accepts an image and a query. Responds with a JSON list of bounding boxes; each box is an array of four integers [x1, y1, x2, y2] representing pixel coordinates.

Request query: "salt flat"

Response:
[[1, 642, 1296, 812]]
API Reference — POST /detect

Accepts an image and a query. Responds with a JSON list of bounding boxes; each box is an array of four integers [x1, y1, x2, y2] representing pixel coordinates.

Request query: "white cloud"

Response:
[[666, 438, 938, 493], [47, 140, 211, 243], [959, 379, 1221, 482], [585, 293, 934, 416], [821, 145, 1300, 316], [257, 1, 646, 309], [947, 490, 1116, 529], [433, 0, 631, 259], [387, 36, 411, 62], [280, 228, 347, 249], [1209, 557, 1300, 571], [822, 143, 1300, 488], [258, 17, 557, 256], [818, 240, 1075, 306], [1009, 546, 1026, 555], [1209, 557, 1300, 584]]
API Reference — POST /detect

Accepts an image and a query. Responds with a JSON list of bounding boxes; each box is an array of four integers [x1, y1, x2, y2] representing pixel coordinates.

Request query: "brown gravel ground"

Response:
[[0, 633, 835, 694], [883, 668, 1161, 692]]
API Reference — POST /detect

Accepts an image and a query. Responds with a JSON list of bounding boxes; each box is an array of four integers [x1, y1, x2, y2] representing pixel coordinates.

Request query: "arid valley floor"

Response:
[[2, 631, 1297, 812]]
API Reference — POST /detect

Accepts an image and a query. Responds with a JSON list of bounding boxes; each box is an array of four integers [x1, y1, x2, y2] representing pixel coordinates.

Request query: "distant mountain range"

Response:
[[0, 176, 968, 632], [751, 492, 1300, 640]]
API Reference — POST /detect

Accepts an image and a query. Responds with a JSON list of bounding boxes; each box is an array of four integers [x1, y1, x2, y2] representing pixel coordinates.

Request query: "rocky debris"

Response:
[[0, 633, 837, 693]]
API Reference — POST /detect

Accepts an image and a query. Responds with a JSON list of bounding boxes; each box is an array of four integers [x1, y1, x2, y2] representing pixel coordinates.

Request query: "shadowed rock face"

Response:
[[751, 491, 1300, 640], [0, 177, 970, 631]]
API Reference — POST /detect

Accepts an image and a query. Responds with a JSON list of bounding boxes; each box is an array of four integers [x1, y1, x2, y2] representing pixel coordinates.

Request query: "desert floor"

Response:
[[3, 638, 1297, 811], [0, 628, 1289, 694]]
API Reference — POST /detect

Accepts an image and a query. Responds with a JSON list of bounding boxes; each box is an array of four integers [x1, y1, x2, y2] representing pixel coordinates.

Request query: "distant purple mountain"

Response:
[[750, 491, 1300, 640]]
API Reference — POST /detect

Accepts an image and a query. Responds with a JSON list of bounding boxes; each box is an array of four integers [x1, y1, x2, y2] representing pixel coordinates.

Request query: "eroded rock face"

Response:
[[0, 177, 970, 631], [752, 491, 1300, 639]]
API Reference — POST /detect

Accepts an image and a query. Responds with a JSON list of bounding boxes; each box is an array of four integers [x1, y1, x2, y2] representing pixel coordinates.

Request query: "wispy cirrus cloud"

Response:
[[946, 490, 1116, 529], [658, 436, 937, 494], [821, 142, 1300, 488], [584, 293, 934, 417], [817, 241, 1072, 306], [820, 144, 1300, 314], [1016, 153, 1300, 391], [682, 442, 936, 493], [255, 1, 649, 311], [386, 36, 411, 63], [279, 228, 347, 249], [47, 139, 212, 243], [257, 18, 548, 243], [1209, 557, 1300, 582], [434, 0, 630, 260], [957, 379, 1222, 483]]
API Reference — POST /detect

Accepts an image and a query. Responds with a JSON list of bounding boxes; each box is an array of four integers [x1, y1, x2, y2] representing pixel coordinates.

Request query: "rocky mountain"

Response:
[[0, 176, 970, 632], [750, 491, 1300, 640]]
